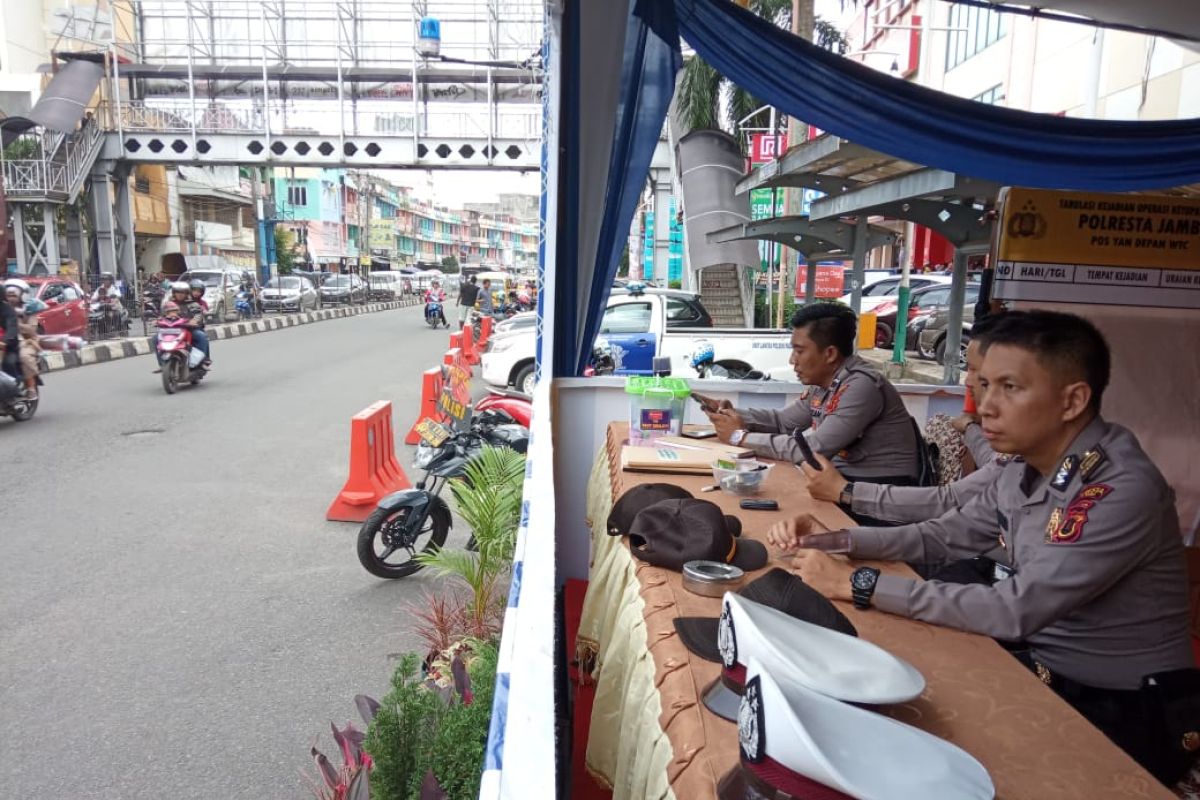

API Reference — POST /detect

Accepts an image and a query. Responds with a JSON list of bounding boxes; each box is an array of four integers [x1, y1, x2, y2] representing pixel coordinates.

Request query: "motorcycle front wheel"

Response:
[[161, 358, 180, 394], [356, 502, 451, 579], [11, 394, 38, 421]]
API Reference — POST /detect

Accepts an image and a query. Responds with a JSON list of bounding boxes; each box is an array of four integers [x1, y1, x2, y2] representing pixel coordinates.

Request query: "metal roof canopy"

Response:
[[736, 135, 999, 247], [706, 215, 897, 261]]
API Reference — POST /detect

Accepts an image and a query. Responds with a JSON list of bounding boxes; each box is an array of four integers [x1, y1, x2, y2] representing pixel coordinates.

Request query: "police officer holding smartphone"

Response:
[[696, 303, 920, 485]]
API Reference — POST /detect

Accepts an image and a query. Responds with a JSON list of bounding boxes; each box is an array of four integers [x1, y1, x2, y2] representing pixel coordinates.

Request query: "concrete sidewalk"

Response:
[[39, 296, 421, 373], [858, 346, 956, 385]]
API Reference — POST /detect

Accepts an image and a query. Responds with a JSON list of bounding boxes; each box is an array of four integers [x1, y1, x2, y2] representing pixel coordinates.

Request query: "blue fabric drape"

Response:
[[675, 0, 1200, 191], [562, 0, 682, 376]]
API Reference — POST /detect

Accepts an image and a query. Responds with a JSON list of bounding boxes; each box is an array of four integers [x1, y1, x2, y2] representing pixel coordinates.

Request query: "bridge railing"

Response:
[[100, 100, 540, 143]]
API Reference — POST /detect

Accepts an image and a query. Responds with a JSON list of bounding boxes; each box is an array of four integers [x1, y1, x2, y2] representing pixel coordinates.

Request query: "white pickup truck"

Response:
[[480, 288, 795, 394]]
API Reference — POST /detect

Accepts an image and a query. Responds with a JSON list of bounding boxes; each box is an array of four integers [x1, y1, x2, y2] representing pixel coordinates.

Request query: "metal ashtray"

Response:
[[682, 560, 745, 597]]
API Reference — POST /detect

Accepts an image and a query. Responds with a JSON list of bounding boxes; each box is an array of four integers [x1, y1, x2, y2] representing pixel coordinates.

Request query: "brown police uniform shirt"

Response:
[[738, 355, 919, 480], [849, 417, 1192, 690]]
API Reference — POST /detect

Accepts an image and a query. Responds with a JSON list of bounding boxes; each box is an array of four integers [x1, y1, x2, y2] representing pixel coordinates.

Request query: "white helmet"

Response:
[[3, 278, 30, 296]]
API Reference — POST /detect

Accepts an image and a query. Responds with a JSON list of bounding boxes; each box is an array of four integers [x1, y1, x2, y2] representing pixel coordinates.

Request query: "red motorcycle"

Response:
[[473, 389, 531, 428], [155, 320, 208, 394]]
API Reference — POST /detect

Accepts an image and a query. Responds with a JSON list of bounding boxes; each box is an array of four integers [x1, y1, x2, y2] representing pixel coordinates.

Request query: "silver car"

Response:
[[260, 275, 320, 313]]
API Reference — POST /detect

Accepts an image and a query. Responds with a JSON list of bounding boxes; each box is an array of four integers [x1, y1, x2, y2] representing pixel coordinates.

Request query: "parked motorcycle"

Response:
[[141, 287, 163, 323], [356, 410, 529, 579], [155, 323, 208, 394], [424, 299, 447, 329], [88, 297, 130, 340], [0, 369, 39, 421], [474, 389, 532, 428]]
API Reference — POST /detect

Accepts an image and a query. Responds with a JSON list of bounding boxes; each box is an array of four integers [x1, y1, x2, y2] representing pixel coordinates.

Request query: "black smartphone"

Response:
[[682, 428, 718, 440], [691, 393, 720, 413], [791, 429, 822, 470], [740, 499, 779, 511]]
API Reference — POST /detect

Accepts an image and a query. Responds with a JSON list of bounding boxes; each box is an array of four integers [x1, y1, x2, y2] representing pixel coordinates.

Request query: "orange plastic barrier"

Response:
[[327, 400, 412, 522], [461, 325, 480, 366], [448, 332, 473, 376], [478, 315, 494, 349], [405, 367, 445, 445]]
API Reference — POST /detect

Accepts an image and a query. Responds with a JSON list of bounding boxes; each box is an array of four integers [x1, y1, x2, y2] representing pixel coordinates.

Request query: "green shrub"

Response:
[[366, 642, 500, 800]]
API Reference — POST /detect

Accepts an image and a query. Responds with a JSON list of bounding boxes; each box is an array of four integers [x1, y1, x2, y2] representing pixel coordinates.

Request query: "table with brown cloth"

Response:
[[576, 422, 1176, 800]]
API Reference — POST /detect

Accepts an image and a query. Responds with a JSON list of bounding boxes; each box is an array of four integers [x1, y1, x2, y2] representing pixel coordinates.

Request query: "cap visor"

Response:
[[673, 617, 721, 662], [729, 538, 768, 571], [702, 676, 742, 722]]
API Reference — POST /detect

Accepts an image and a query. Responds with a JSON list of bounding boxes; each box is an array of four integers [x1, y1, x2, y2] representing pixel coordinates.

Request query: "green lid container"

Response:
[[624, 375, 692, 399]]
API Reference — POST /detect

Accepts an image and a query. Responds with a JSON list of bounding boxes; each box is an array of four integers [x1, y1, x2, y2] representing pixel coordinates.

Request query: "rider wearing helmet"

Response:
[[91, 273, 121, 303], [188, 279, 209, 314], [2, 279, 41, 398], [425, 279, 447, 326], [155, 281, 211, 368]]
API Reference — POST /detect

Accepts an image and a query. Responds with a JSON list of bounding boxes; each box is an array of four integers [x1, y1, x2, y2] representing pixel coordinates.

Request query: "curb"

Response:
[[39, 297, 422, 373]]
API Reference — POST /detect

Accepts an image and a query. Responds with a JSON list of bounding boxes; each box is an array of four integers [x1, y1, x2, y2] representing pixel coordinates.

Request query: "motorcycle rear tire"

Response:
[[357, 502, 451, 579]]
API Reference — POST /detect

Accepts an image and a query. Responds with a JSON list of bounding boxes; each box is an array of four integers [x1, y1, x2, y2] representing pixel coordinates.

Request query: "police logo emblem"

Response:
[[1045, 508, 1064, 543], [718, 601, 737, 669], [1050, 455, 1079, 492], [738, 677, 765, 763]]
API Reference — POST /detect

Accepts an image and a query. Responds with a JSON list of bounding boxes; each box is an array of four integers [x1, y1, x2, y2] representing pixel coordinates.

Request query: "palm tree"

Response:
[[676, 0, 851, 139]]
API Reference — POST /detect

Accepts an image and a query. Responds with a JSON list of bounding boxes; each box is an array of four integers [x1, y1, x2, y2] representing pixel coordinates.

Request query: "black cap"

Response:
[[673, 568, 857, 663], [606, 483, 694, 537], [628, 498, 768, 572]]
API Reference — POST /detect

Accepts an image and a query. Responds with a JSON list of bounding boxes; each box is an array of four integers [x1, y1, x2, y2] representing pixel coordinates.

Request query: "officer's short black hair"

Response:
[[980, 310, 1110, 411], [790, 303, 857, 357], [968, 312, 1003, 343]]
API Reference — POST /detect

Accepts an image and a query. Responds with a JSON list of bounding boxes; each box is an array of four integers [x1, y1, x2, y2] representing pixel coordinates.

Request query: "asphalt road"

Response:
[[0, 304, 466, 798]]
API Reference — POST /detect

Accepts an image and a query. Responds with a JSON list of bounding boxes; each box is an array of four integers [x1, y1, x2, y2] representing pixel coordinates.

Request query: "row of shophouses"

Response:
[[127, 163, 539, 276]]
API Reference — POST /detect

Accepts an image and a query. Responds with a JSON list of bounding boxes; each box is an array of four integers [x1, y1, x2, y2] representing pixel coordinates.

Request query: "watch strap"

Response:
[[838, 482, 855, 508], [730, 429, 747, 446], [851, 567, 880, 610]]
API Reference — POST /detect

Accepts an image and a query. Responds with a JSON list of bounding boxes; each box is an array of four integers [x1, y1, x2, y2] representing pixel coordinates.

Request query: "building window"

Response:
[[287, 185, 308, 207], [945, 3, 1006, 70], [972, 84, 1004, 105], [293, 227, 308, 244]]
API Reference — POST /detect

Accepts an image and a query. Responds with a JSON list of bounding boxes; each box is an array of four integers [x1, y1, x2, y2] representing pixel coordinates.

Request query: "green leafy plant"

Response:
[[275, 227, 299, 274], [365, 643, 500, 800], [676, 0, 850, 139], [440, 255, 460, 273], [415, 446, 525, 635]]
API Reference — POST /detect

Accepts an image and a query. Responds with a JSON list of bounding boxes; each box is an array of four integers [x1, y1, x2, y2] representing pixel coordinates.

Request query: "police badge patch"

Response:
[[718, 600, 737, 669], [1050, 455, 1079, 492], [1049, 484, 1113, 544], [739, 676, 765, 763]]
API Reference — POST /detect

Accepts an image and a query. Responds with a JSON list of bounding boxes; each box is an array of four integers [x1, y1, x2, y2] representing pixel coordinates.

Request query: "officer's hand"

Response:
[[766, 514, 815, 551], [789, 550, 853, 601], [801, 454, 846, 503], [709, 408, 745, 444], [692, 392, 732, 414]]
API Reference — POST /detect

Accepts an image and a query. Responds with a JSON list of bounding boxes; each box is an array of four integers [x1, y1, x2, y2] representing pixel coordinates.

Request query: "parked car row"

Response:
[[852, 274, 981, 366]]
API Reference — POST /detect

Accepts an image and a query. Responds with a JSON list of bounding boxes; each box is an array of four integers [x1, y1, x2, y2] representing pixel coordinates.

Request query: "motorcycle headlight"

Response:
[[414, 444, 436, 469]]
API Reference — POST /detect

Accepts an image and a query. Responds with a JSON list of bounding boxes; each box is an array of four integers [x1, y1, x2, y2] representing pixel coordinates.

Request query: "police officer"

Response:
[[771, 310, 1198, 785], [699, 303, 920, 483], [802, 313, 1004, 523]]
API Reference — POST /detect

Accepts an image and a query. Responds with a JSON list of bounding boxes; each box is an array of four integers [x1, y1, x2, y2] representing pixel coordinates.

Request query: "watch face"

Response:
[[851, 568, 878, 591]]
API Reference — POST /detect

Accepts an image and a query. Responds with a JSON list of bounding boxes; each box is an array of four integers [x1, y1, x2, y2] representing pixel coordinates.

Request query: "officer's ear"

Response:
[[1059, 379, 1093, 424]]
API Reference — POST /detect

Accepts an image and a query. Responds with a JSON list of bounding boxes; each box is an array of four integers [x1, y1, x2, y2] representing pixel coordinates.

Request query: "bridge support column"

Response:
[[88, 162, 136, 283], [10, 203, 62, 275], [65, 204, 86, 269]]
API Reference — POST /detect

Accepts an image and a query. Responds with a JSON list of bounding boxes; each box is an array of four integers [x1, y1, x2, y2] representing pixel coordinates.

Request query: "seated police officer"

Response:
[[700, 303, 920, 484], [803, 313, 1003, 524], [770, 310, 1198, 785]]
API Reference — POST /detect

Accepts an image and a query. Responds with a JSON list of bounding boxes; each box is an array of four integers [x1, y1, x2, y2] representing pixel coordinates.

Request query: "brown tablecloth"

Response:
[[579, 422, 1174, 800]]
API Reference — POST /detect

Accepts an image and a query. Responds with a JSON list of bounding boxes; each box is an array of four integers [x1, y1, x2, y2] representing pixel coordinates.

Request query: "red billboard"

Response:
[[794, 263, 846, 299]]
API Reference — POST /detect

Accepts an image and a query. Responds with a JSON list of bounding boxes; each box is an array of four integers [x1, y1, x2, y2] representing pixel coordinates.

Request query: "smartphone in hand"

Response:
[[792, 429, 823, 470], [691, 392, 721, 414]]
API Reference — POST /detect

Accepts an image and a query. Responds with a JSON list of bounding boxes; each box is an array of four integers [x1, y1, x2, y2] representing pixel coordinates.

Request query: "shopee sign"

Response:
[[794, 263, 845, 299]]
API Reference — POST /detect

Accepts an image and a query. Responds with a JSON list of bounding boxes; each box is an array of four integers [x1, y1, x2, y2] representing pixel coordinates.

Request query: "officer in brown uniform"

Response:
[[771, 310, 1199, 785], [700, 303, 920, 484]]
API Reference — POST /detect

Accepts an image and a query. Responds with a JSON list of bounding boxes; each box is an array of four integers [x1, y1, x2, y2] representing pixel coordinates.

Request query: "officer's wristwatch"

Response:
[[850, 567, 881, 610], [838, 481, 855, 508], [730, 429, 747, 446]]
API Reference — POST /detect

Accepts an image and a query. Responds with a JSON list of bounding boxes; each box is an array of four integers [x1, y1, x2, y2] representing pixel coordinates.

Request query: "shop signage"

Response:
[[749, 134, 787, 272], [994, 187, 1200, 310]]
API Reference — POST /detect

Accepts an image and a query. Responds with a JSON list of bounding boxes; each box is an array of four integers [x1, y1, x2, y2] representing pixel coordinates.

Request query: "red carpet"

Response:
[[565, 579, 612, 800]]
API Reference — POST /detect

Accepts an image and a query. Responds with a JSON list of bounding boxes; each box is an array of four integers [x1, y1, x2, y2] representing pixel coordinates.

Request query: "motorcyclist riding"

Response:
[[91, 272, 125, 334], [2, 279, 41, 398], [188, 278, 209, 315], [425, 280, 448, 327], [154, 281, 211, 369]]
